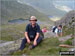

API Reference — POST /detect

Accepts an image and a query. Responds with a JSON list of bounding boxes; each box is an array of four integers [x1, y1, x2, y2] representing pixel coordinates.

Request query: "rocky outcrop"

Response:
[[56, 10, 75, 27], [58, 35, 72, 42], [0, 38, 24, 55], [44, 31, 56, 38]]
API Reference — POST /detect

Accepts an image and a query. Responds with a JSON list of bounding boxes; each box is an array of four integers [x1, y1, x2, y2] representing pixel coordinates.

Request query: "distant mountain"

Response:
[[17, 0, 66, 17], [1, 0, 51, 24], [56, 10, 75, 26]]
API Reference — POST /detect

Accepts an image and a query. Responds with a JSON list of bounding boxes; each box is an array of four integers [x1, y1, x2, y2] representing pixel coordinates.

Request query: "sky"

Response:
[[17, 0, 75, 12], [53, 0, 75, 12]]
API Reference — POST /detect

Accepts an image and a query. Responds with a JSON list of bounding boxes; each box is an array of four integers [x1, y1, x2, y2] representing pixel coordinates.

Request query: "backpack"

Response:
[[28, 23, 44, 38], [53, 26, 57, 32]]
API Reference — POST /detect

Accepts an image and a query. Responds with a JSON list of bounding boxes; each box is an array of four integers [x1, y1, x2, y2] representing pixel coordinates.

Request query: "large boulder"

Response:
[[44, 31, 56, 38], [0, 38, 24, 55]]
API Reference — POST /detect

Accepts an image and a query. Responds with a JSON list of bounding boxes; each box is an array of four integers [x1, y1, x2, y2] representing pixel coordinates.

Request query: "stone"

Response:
[[72, 39, 75, 46], [44, 31, 56, 38], [0, 38, 24, 55], [59, 44, 71, 48]]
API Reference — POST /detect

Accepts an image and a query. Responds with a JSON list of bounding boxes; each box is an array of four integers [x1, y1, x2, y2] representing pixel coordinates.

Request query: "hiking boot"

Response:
[[29, 45, 32, 50]]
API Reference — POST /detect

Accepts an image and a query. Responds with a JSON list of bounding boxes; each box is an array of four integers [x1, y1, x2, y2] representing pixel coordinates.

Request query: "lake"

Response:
[[8, 18, 43, 24]]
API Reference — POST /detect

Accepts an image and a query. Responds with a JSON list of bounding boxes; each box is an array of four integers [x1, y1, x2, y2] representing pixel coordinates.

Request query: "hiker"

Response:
[[52, 26, 57, 33], [55, 25, 62, 37], [52, 25, 62, 37], [20, 16, 43, 50], [42, 27, 48, 33]]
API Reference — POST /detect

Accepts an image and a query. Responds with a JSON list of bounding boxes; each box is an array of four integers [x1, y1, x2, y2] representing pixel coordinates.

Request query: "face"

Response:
[[58, 27, 61, 29], [30, 20, 36, 25], [44, 27, 47, 30]]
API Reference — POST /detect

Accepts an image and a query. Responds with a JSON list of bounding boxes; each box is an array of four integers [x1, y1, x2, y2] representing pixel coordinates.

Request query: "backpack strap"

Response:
[[28, 23, 38, 31]]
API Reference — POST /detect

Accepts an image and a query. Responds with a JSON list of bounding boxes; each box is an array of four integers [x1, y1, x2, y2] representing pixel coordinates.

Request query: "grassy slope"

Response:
[[1, 17, 74, 55], [1, 23, 74, 56], [11, 37, 70, 56], [1, 23, 70, 56], [12, 38, 61, 56], [62, 26, 74, 46], [1, 0, 74, 56], [0, 23, 51, 41], [1, 23, 26, 41], [63, 26, 74, 36], [9, 23, 74, 55]]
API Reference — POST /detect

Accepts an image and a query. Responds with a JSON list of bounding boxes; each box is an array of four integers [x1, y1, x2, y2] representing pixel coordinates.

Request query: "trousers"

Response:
[[20, 37, 43, 50]]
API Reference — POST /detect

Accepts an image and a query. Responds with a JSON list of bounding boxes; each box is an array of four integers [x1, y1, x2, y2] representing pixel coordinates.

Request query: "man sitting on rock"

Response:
[[20, 16, 43, 50]]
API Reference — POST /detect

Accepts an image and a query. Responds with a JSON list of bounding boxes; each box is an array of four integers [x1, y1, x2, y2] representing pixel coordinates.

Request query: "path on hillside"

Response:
[[58, 35, 72, 42]]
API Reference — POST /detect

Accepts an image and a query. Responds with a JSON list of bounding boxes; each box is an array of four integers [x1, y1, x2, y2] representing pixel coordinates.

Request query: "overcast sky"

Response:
[[53, 0, 75, 12]]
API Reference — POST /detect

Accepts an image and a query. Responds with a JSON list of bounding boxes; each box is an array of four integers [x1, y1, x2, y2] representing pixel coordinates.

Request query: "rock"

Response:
[[69, 48, 75, 51], [0, 40, 8, 44], [59, 35, 72, 42], [72, 39, 75, 46], [44, 31, 56, 38], [59, 44, 71, 48], [0, 38, 24, 55], [0, 41, 14, 47], [22, 54, 27, 56]]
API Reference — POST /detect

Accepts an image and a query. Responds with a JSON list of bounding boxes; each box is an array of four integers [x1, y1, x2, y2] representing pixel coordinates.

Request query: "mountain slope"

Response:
[[56, 10, 75, 26], [17, 0, 66, 17], [1, 0, 50, 24]]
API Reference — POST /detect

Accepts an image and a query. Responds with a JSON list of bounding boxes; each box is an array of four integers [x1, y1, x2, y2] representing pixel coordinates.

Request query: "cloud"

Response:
[[50, 16, 61, 21], [54, 4, 72, 12], [53, 1, 73, 12]]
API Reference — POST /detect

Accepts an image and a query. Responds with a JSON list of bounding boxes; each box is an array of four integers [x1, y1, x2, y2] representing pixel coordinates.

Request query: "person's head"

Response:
[[58, 25, 62, 29], [29, 16, 37, 25], [43, 27, 47, 30]]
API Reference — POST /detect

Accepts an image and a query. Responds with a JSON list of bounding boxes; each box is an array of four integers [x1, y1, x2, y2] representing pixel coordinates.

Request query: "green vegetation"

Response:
[[1, 23, 27, 41], [62, 26, 74, 46], [62, 16, 75, 36], [0, 21, 50, 41], [64, 37, 74, 45], [63, 17, 75, 36], [11, 38, 60, 56], [1, 23, 74, 55], [11, 38, 70, 56], [62, 17, 74, 46], [0, 23, 49, 41], [62, 26, 74, 36], [1, 0, 74, 56]]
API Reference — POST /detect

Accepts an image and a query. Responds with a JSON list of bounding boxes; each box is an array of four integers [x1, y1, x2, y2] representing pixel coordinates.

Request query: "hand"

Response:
[[33, 40, 37, 46], [56, 33, 58, 37], [27, 39, 31, 44], [56, 35, 58, 37]]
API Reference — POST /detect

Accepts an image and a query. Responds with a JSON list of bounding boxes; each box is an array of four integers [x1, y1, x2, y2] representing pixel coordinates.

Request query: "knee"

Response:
[[39, 37, 43, 40], [37, 37, 43, 41]]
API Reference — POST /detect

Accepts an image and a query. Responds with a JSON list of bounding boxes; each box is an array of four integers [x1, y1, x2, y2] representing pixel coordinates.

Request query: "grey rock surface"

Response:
[[0, 38, 24, 55]]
